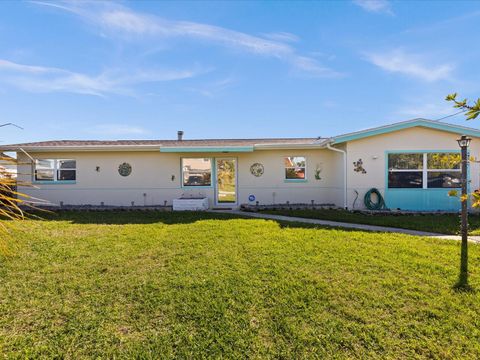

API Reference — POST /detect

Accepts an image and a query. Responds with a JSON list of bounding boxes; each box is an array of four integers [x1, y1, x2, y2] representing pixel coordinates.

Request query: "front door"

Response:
[[215, 158, 237, 205]]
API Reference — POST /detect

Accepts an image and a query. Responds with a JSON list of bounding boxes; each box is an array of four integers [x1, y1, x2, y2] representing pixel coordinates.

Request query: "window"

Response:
[[388, 152, 461, 189], [182, 158, 212, 187], [284, 156, 306, 180], [427, 153, 461, 188], [35, 159, 76, 182], [388, 153, 423, 188]]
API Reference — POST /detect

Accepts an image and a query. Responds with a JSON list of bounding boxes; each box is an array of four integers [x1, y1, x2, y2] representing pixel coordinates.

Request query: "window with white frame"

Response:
[[34, 159, 76, 182], [182, 158, 212, 186], [284, 156, 306, 180], [388, 152, 461, 189]]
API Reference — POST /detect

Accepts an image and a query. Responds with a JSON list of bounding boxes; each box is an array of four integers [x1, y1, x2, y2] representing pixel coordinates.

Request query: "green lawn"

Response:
[[1, 211, 480, 358], [262, 208, 480, 235]]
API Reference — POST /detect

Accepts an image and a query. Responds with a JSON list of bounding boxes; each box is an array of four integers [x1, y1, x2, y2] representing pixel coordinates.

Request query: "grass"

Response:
[[1, 211, 480, 358], [262, 208, 480, 235]]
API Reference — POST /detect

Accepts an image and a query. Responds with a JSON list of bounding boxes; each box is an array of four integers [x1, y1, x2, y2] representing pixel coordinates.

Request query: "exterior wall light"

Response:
[[457, 135, 471, 148]]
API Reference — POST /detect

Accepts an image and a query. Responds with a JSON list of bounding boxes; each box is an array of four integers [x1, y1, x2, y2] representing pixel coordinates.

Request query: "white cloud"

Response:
[[186, 77, 236, 97], [353, 0, 393, 15], [0, 59, 203, 96], [396, 103, 455, 119], [89, 124, 148, 136], [365, 49, 454, 82], [262, 32, 300, 43], [0, 59, 64, 74], [32, 1, 341, 77]]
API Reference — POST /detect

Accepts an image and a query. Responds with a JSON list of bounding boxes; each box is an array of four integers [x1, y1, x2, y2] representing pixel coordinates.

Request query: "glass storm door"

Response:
[[215, 158, 237, 205]]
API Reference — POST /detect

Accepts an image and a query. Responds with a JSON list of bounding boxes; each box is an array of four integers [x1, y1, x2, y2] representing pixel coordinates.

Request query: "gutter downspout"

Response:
[[326, 142, 347, 209]]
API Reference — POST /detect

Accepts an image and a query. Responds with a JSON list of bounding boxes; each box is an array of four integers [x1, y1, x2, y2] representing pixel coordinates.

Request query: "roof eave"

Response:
[[2, 142, 330, 153], [332, 119, 480, 144], [254, 142, 329, 150], [0, 145, 163, 152], [160, 146, 254, 153]]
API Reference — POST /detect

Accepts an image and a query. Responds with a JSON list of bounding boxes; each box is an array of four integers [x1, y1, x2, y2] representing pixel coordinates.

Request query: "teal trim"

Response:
[[333, 119, 480, 144], [33, 181, 76, 185], [284, 179, 308, 183], [180, 157, 214, 189], [384, 149, 460, 154], [214, 157, 238, 206], [385, 189, 461, 211], [161, 146, 253, 153], [384, 150, 465, 211]]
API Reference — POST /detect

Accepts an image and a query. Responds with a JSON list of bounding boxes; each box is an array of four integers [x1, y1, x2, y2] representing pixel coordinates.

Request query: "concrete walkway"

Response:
[[216, 210, 480, 243]]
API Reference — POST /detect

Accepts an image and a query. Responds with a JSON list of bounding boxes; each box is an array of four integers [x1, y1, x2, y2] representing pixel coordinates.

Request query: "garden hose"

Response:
[[364, 188, 387, 210], [353, 190, 359, 209]]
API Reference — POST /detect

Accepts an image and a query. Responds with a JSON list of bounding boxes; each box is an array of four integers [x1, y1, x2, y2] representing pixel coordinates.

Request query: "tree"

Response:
[[445, 93, 480, 120]]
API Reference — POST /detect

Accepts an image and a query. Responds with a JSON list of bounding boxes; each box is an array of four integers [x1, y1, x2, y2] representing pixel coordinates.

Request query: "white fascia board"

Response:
[[2, 145, 162, 152], [253, 142, 330, 150]]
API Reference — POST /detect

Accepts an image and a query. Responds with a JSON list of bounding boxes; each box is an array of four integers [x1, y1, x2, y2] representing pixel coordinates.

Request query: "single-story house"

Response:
[[2, 118, 480, 211]]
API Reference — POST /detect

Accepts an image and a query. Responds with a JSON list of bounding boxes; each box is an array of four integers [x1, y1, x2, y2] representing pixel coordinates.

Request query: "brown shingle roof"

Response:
[[3, 137, 324, 148]]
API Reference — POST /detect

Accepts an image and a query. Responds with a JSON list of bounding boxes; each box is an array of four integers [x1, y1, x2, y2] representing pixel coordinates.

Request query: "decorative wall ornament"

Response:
[[353, 159, 367, 174], [118, 162, 132, 177], [250, 163, 264, 177], [314, 165, 322, 180]]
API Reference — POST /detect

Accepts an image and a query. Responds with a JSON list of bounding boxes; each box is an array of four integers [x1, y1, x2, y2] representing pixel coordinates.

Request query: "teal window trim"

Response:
[[33, 180, 76, 185], [180, 157, 214, 188], [284, 179, 308, 183], [284, 155, 307, 182], [385, 150, 463, 191]]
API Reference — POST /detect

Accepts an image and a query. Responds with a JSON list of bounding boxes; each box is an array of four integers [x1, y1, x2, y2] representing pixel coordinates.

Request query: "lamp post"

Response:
[[457, 135, 471, 288]]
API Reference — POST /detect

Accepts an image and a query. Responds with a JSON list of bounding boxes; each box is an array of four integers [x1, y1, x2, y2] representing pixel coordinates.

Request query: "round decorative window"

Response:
[[250, 163, 264, 177], [118, 162, 132, 177]]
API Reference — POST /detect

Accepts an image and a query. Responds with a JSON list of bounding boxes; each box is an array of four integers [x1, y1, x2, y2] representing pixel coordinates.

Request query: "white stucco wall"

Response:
[[16, 148, 344, 208], [16, 125, 477, 210], [344, 127, 480, 210]]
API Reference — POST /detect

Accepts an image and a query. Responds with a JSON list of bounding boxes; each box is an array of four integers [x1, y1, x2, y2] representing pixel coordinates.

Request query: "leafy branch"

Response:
[[445, 93, 480, 120]]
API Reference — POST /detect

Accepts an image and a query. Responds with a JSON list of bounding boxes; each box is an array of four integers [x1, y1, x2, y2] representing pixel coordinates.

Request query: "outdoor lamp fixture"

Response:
[[457, 134, 472, 288], [457, 135, 472, 148]]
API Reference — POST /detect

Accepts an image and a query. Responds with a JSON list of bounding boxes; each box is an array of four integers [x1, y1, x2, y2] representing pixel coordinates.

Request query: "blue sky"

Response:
[[1, 0, 480, 144]]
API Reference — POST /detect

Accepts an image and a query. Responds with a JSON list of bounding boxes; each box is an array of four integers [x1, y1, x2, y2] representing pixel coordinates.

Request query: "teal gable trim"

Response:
[[33, 180, 76, 185], [161, 146, 254, 153], [333, 119, 480, 144]]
